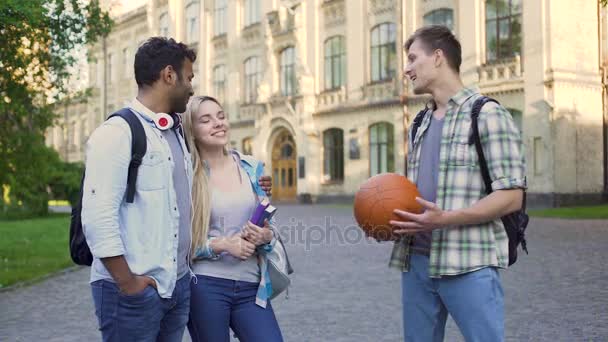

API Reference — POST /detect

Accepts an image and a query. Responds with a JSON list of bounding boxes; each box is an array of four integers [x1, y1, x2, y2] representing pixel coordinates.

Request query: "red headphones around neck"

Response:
[[153, 113, 181, 130]]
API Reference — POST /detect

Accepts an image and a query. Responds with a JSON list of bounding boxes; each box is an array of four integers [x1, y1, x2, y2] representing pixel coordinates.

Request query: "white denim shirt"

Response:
[[82, 99, 193, 298]]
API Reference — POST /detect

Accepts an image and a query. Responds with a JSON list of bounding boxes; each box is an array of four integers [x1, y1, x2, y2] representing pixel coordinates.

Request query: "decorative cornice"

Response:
[[313, 98, 401, 116]]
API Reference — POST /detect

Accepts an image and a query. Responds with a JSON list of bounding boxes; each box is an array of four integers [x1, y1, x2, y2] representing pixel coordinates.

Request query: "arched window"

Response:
[[369, 122, 394, 175], [485, 0, 522, 62], [159, 12, 169, 37], [280, 47, 296, 96], [244, 57, 261, 103], [324, 36, 346, 90], [213, 65, 226, 102], [242, 137, 253, 155], [186, 2, 199, 43], [214, 0, 227, 36], [423, 8, 454, 31], [244, 0, 260, 27], [323, 128, 344, 181], [371, 23, 397, 82]]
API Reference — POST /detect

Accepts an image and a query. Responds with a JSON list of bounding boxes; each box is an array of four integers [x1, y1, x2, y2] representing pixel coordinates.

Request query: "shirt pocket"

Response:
[[447, 138, 476, 167], [136, 150, 166, 191]]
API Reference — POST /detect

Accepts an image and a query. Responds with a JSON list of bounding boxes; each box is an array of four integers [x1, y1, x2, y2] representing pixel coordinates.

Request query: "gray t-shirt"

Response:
[[411, 115, 444, 256], [163, 129, 191, 279], [191, 163, 260, 283]]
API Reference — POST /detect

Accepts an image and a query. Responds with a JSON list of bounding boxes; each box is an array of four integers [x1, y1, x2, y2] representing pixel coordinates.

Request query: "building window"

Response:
[[371, 23, 397, 82], [96, 59, 103, 86], [324, 36, 346, 90], [369, 122, 394, 175], [485, 0, 522, 62], [323, 128, 344, 182], [280, 47, 296, 96], [214, 0, 227, 36], [213, 65, 226, 102], [533, 136, 542, 175], [242, 137, 253, 155], [507, 108, 523, 133], [186, 2, 199, 44], [107, 53, 114, 84], [423, 8, 454, 31], [244, 57, 261, 103], [244, 0, 260, 27], [159, 12, 169, 37], [122, 47, 128, 76]]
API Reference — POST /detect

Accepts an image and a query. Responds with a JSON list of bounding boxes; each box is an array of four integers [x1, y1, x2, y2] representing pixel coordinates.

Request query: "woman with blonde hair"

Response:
[[183, 96, 284, 342]]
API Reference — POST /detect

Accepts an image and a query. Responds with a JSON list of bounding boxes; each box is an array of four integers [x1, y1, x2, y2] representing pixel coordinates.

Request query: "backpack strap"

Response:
[[470, 96, 528, 213], [108, 108, 147, 203], [410, 107, 428, 146], [469, 96, 499, 195]]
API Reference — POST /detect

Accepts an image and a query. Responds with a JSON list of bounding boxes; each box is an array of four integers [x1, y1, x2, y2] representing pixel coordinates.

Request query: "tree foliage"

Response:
[[0, 1, 112, 216]]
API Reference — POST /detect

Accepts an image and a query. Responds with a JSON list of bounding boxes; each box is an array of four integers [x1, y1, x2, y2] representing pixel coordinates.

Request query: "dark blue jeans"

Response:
[[91, 274, 191, 342], [187, 275, 284, 342]]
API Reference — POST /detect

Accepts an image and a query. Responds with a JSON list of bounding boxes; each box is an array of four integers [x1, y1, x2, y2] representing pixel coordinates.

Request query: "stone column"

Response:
[[523, 0, 604, 206]]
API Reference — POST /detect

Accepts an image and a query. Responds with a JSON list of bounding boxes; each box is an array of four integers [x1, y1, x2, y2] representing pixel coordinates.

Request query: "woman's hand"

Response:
[[242, 220, 273, 246], [221, 234, 256, 260]]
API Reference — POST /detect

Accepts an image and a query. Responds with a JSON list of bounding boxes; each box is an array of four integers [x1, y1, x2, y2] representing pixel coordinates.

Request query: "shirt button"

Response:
[[174, 207, 177, 211], [168, 157, 171, 161], [174, 234, 177, 238], [173, 258, 176, 262]]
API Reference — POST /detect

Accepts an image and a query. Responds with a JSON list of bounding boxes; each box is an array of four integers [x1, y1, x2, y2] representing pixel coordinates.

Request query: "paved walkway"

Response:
[[1, 204, 607, 341]]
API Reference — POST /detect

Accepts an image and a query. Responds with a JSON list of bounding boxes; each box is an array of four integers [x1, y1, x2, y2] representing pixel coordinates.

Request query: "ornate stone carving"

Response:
[[242, 23, 262, 47], [369, 0, 395, 16], [323, 0, 345, 28], [212, 34, 228, 53]]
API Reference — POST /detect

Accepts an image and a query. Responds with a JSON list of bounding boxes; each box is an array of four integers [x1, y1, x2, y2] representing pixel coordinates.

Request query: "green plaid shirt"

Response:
[[389, 87, 526, 277]]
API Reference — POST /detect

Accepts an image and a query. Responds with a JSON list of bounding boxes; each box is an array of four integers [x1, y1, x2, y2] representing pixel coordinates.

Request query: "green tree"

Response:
[[0, 1, 112, 216]]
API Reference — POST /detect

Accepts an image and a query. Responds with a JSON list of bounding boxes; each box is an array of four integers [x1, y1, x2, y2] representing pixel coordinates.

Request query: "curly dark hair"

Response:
[[134, 37, 197, 88]]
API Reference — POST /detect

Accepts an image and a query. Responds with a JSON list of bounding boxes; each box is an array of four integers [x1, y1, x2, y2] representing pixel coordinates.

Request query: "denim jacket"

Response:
[[82, 99, 193, 299]]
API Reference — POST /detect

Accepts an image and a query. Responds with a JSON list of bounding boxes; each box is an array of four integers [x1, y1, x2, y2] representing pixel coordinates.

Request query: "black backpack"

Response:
[[69, 108, 147, 266], [410, 96, 529, 266]]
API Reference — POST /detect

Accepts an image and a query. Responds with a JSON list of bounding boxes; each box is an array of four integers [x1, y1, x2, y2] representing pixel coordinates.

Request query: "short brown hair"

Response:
[[404, 25, 462, 73]]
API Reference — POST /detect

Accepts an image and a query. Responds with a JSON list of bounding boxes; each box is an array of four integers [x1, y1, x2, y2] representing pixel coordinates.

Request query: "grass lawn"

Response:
[[0, 214, 73, 288], [528, 204, 608, 219]]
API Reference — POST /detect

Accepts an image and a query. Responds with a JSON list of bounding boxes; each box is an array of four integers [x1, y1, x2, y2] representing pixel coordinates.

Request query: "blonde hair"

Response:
[[182, 96, 226, 256]]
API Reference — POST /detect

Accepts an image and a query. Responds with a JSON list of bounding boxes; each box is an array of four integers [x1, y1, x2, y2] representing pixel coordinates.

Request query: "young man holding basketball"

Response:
[[389, 26, 526, 341]]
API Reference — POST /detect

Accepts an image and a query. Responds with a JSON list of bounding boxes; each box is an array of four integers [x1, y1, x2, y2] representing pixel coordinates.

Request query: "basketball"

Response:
[[353, 173, 423, 241]]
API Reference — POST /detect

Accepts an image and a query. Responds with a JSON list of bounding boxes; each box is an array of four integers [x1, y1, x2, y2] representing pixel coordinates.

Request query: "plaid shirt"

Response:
[[389, 87, 526, 277]]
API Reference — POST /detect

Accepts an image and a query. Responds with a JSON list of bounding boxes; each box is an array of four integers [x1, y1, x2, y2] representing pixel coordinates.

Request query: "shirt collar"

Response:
[[449, 87, 476, 106], [426, 87, 477, 110], [129, 98, 161, 122]]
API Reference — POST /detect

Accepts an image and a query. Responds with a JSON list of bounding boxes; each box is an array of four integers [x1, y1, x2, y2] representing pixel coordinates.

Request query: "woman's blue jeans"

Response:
[[187, 274, 284, 342]]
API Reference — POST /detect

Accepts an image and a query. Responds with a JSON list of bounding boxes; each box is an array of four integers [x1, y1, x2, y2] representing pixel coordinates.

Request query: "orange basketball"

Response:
[[353, 173, 423, 241]]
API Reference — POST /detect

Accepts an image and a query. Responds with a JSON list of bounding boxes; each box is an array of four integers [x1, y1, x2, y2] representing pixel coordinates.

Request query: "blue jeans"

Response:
[[188, 275, 284, 342], [91, 274, 191, 342], [402, 254, 504, 342]]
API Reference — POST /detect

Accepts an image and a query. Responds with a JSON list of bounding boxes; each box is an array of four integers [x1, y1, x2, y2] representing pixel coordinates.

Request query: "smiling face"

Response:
[[403, 38, 439, 95], [192, 99, 230, 149]]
